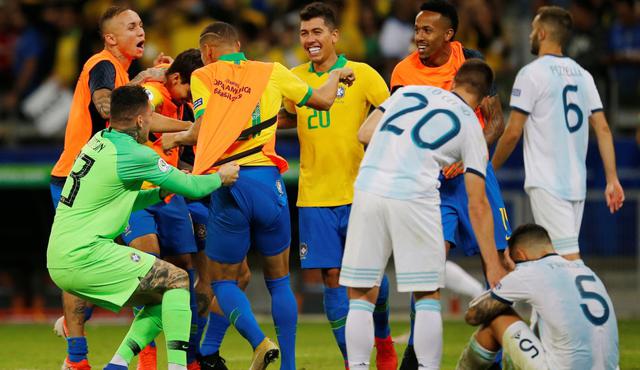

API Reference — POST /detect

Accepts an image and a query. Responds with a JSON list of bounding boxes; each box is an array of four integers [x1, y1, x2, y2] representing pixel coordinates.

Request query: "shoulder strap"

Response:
[[212, 115, 277, 166]]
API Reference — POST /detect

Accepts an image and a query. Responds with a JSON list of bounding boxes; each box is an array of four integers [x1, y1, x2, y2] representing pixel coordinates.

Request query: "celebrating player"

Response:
[[48, 6, 191, 369], [161, 22, 355, 370], [47, 85, 239, 370], [342, 59, 506, 370], [492, 5, 625, 260], [389, 2, 511, 366], [277, 3, 396, 368], [456, 224, 619, 369]]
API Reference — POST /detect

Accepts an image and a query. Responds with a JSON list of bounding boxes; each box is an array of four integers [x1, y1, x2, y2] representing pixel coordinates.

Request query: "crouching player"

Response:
[[456, 224, 619, 370]]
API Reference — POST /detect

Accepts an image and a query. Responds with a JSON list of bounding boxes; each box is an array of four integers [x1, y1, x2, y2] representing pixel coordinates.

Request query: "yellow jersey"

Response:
[[192, 52, 312, 168], [284, 55, 389, 207]]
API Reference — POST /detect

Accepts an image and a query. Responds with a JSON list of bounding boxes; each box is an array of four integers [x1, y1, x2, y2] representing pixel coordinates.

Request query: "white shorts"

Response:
[[527, 187, 584, 255], [339, 190, 446, 293]]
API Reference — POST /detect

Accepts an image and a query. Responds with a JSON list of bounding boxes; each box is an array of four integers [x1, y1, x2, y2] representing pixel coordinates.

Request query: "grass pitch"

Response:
[[2, 319, 639, 369]]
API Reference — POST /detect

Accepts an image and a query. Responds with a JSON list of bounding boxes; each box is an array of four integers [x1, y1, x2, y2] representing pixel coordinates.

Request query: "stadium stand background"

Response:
[[0, 0, 639, 320]]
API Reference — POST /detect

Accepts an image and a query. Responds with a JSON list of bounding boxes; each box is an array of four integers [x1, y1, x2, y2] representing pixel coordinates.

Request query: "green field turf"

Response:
[[1, 319, 639, 369]]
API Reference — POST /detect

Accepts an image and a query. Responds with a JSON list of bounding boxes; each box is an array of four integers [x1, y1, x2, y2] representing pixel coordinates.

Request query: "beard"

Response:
[[530, 36, 540, 55]]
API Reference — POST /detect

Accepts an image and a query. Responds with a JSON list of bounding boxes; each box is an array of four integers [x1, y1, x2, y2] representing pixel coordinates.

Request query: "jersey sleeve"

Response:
[[283, 97, 296, 114], [509, 67, 537, 115], [362, 65, 390, 107], [490, 269, 530, 305], [89, 60, 116, 94], [116, 144, 176, 185], [143, 84, 165, 111], [584, 72, 604, 115], [191, 71, 211, 120], [271, 63, 313, 107], [461, 117, 488, 177]]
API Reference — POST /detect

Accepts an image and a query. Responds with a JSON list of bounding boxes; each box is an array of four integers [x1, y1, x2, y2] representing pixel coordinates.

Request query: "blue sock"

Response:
[[187, 268, 198, 363], [212, 280, 265, 349], [266, 275, 297, 370], [133, 306, 156, 348], [196, 312, 207, 357], [200, 311, 230, 356], [103, 364, 127, 370], [374, 274, 391, 339], [67, 336, 88, 362], [323, 286, 348, 361], [408, 295, 415, 346]]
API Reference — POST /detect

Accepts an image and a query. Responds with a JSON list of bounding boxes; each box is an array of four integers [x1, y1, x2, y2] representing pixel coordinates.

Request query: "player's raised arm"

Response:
[[480, 95, 505, 146], [303, 67, 355, 110], [589, 111, 625, 213], [491, 110, 526, 170]]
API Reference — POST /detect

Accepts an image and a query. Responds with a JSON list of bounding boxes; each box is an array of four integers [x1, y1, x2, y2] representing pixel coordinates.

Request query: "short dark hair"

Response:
[[167, 49, 203, 84], [420, 0, 459, 36], [110, 85, 149, 123], [199, 22, 239, 46], [99, 6, 129, 36], [300, 2, 338, 29], [508, 224, 552, 251], [453, 59, 494, 99], [536, 6, 573, 46]]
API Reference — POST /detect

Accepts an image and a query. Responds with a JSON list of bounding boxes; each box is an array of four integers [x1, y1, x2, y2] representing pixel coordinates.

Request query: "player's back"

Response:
[[511, 55, 602, 200], [355, 85, 487, 200], [508, 255, 618, 369]]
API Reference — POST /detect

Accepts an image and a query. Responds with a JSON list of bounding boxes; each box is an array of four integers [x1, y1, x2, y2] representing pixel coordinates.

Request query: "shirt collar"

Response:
[[219, 52, 248, 64], [308, 54, 348, 76]]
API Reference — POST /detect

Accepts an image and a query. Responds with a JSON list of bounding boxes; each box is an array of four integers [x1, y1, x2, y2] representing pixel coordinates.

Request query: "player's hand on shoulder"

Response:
[[331, 67, 355, 86], [142, 67, 167, 83], [153, 52, 174, 66], [218, 161, 240, 186], [605, 180, 625, 213], [443, 161, 465, 179], [485, 264, 508, 289]]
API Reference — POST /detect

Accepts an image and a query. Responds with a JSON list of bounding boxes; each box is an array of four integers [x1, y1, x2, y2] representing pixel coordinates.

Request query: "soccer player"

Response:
[[48, 6, 190, 369], [456, 224, 619, 369], [47, 85, 239, 370], [161, 22, 355, 370], [342, 59, 506, 370], [277, 3, 396, 368], [389, 2, 511, 366], [492, 6, 625, 261], [119, 48, 204, 369]]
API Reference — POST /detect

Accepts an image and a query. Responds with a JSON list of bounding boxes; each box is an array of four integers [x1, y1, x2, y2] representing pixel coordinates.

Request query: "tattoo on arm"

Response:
[[92, 89, 112, 119], [465, 290, 510, 326], [482, 96, 505, 146]]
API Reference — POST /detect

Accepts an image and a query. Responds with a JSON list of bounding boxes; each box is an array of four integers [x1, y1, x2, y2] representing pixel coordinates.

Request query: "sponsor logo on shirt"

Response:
[[158, 158, 170, 172], [512, 88, 521, 97], [299, 242, 308, 259], [193, 98, 203, 110]]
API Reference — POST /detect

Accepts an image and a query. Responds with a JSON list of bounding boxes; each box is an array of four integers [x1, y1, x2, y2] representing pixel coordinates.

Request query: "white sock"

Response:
[[445, 261, 484, 298], [455, 334, 497, 370], [168, 364, 187, 370], [346, 299, 375, 369], [108, 354, 128, 366], [414, 299, 443, 369], [502, 321, 549, 369]]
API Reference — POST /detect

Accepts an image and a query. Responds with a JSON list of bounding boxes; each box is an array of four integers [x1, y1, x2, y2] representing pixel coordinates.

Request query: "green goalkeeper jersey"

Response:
[[47, 128, 222, 269]]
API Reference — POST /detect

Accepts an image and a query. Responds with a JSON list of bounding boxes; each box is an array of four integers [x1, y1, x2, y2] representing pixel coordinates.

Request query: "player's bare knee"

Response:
[[238, 265, 251, 290], [322, 268, 341, 288]]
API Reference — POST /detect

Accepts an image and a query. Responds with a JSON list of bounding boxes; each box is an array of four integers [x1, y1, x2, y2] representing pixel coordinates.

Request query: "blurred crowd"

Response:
[[0, 0, 639, 138]]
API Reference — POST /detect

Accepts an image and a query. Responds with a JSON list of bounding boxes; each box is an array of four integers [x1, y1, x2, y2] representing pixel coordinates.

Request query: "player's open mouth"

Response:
[[136, 41, 145, 51], [417, 44, 427, 52], [307, 46, 321, 56]]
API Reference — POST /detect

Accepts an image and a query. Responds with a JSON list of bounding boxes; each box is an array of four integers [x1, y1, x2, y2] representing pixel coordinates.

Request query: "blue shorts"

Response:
[[50, 181, 63, 210], [441, 163, 511, 256], [122, 195, 198, 257], [188, 200, 209, 251], [298, 205, 351, 269], [206, 166, 290, 264]]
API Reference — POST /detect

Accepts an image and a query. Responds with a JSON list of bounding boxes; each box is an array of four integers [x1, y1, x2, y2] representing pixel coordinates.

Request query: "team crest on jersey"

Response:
[[336, 86, 345, 98], [158, 158, 170, 172], [130, 253, 141, 263], [299, 242, 308, 259]]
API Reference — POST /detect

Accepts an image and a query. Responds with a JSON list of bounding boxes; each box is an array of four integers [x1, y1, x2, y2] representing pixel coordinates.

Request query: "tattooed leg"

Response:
[[126, 258, 189, 307]]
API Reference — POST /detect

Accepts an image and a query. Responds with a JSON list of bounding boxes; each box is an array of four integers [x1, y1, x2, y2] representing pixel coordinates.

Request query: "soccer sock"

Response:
[[200, 311, 230, 356], [67, 337, 88, 362], [414, 299, 443, 369], [455, 335, 497, 370], [373, 274, 391, 339], [346, 299, 375, 369], [502, 321, 548, 369], [408, 295, 416, 346], [212, 280, 265, 349], [445, 261, 484, 298], [162, 288, 192, 366], [323, 285, 349, 361], [266, 274, 297, 370], [186, 268, 199, 364], [133, 306, 157, 348], [111, 304, 163, 365]]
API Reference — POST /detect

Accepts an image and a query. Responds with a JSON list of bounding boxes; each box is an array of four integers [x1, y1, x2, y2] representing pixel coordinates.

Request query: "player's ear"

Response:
[[444, 28, 454, 42], [331, 28, 339, 44], [235, 40, 241, 51], [168, 72, 180, 86], [103, 32, 117, 47]]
